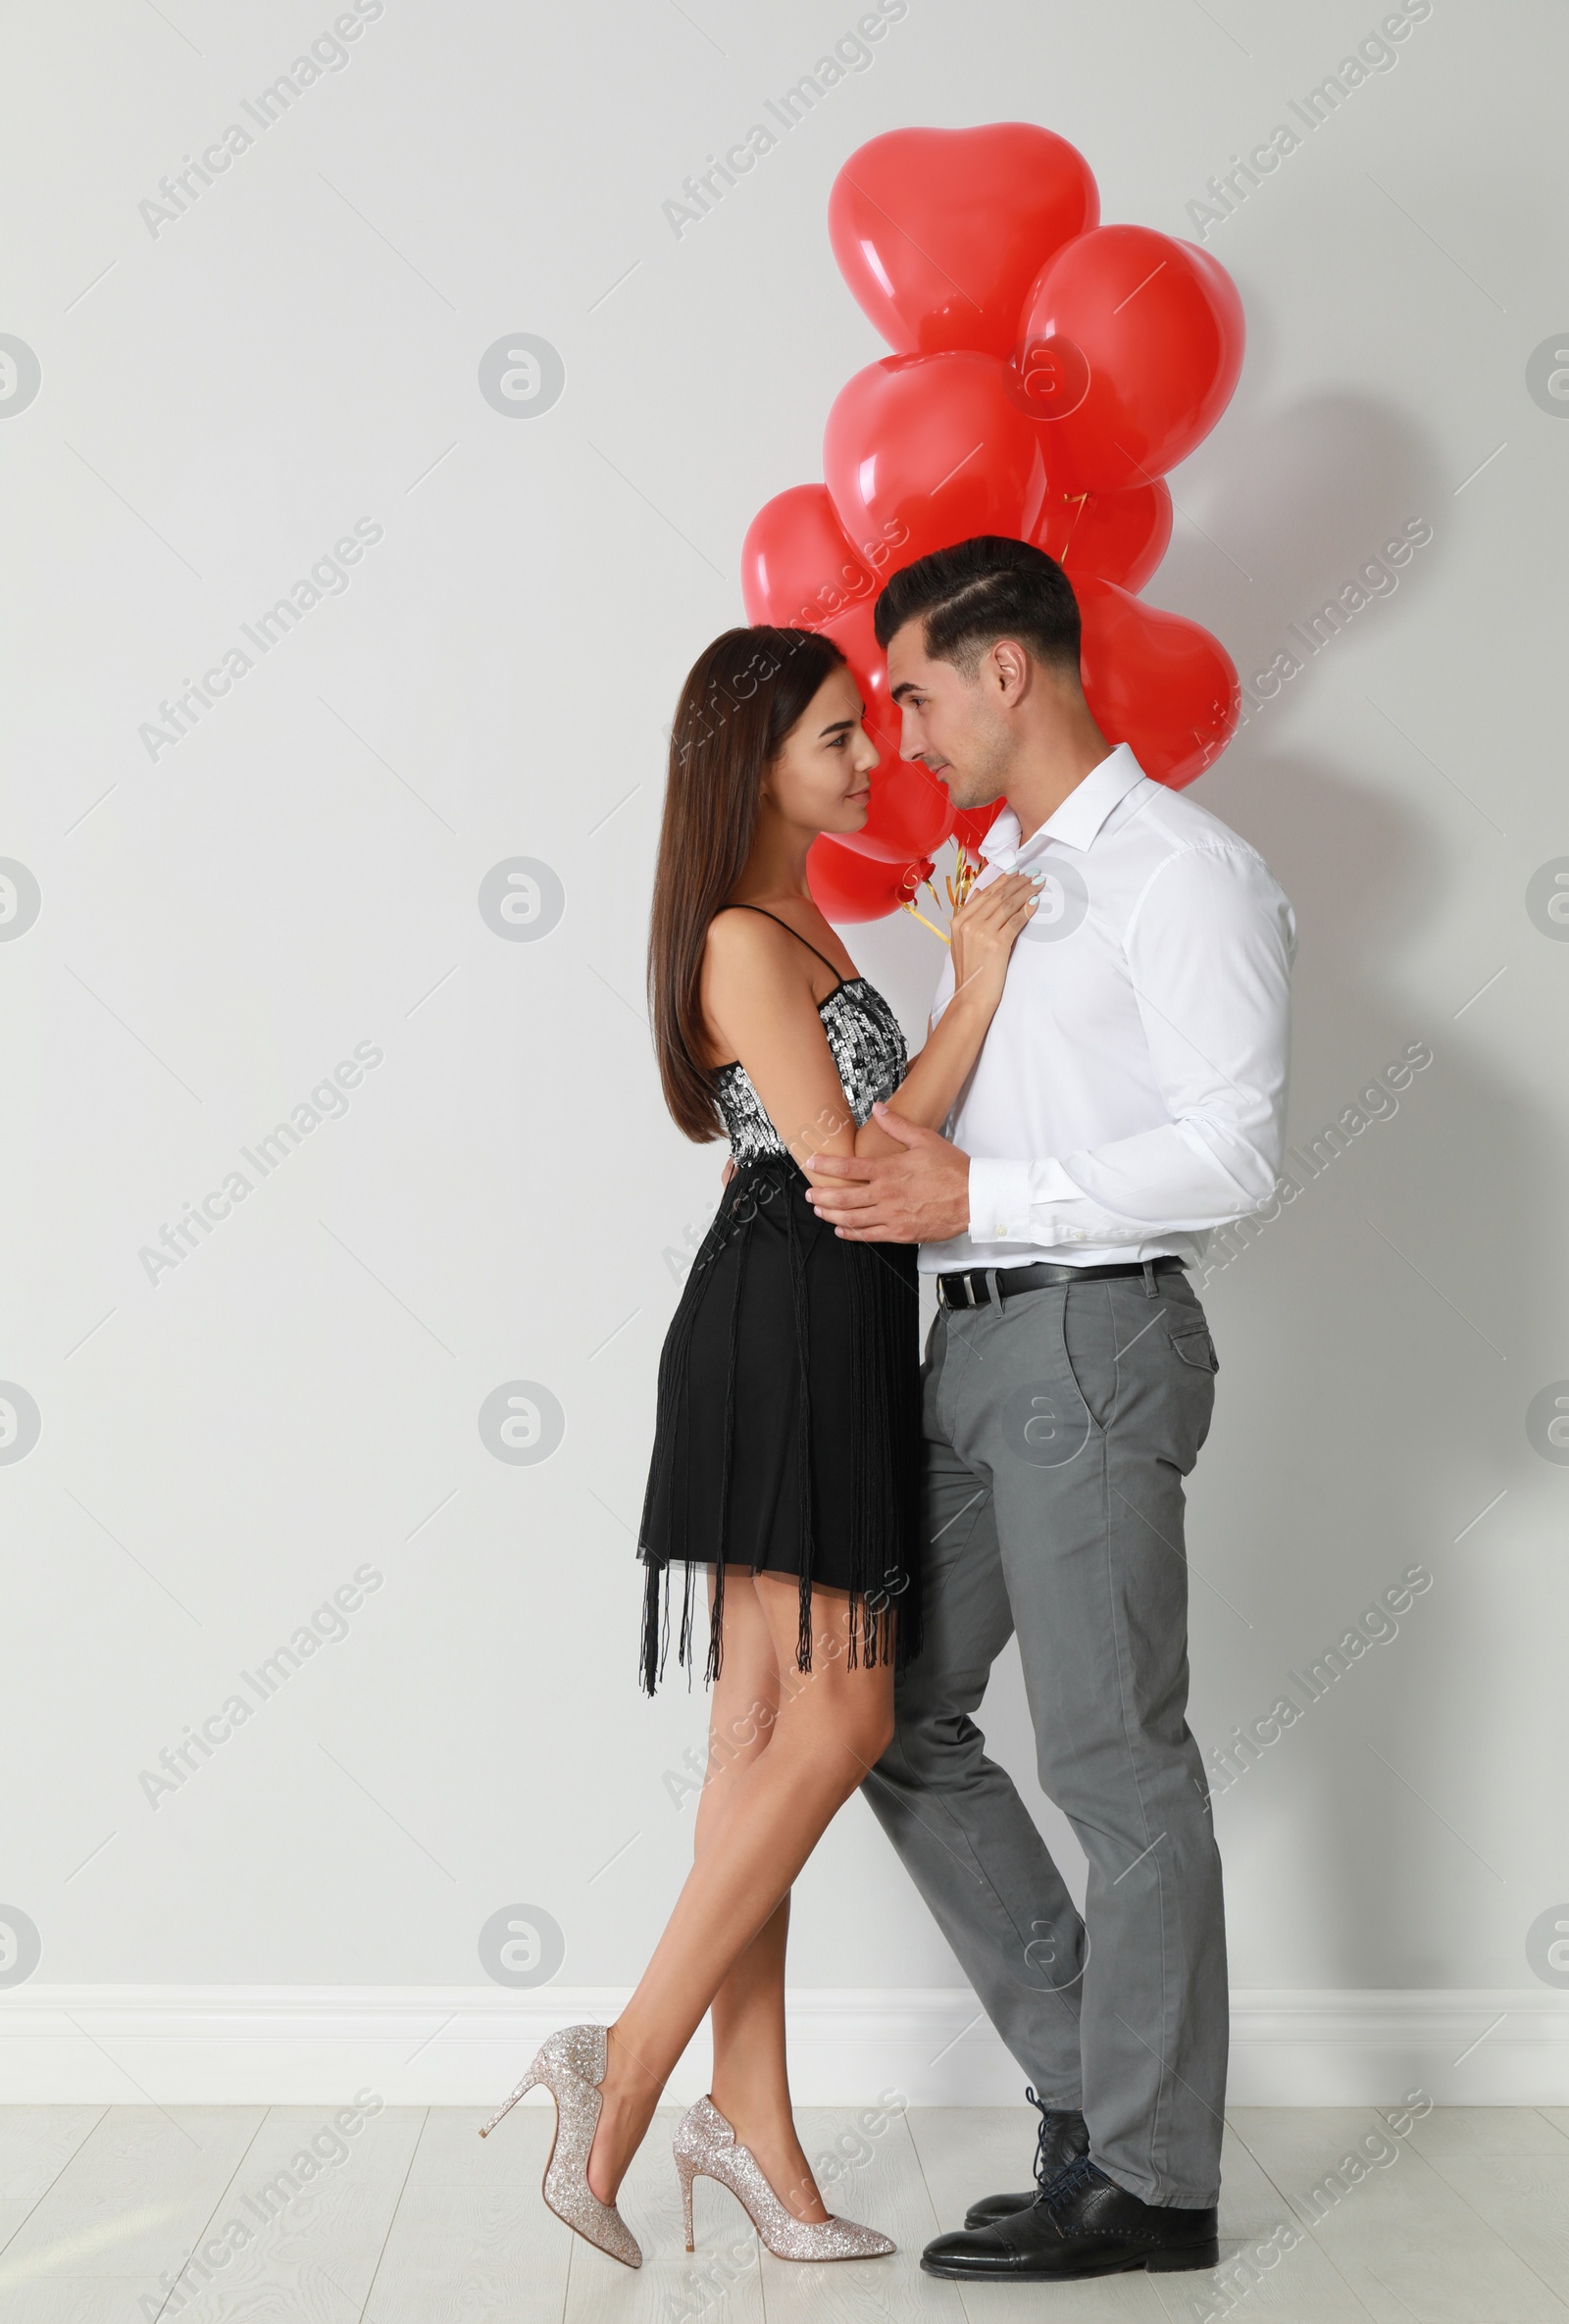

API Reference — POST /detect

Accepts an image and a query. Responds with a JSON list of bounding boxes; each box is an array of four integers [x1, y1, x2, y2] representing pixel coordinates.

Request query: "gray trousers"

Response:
[[862, 1262, 1228, 2207]]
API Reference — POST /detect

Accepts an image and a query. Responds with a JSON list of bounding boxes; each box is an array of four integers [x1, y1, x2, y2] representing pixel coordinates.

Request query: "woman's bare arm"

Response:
[[701, 910, 863, 1170], [703, 874, 1038, 1170], [850, 870, 1038, 1155]]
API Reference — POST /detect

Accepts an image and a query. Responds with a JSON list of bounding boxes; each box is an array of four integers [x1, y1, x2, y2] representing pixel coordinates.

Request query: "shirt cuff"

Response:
[[967, 1156, 1089, 1246]]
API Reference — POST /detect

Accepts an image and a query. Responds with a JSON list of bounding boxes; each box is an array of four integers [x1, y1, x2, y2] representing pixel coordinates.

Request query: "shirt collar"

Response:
[[979, 743, 1148, 866]]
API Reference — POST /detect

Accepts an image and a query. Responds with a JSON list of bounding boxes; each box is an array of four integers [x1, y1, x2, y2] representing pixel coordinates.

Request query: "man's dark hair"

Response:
[[872, 534, 1081, 679]]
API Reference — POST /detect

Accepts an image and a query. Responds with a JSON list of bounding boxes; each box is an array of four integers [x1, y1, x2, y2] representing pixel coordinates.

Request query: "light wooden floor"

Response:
[[2, 2102, 1566, 2321]]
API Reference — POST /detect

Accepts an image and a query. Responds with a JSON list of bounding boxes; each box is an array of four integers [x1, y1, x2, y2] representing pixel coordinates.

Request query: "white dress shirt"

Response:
[[923, 742, 1296, 1276]]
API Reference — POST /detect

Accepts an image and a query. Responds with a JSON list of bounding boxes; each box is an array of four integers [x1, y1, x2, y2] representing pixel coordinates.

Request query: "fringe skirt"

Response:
[[637, 1152, 923, 1692]]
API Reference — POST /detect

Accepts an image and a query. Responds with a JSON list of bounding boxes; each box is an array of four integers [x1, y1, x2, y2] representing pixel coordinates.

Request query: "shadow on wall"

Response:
[[1174, 473, 1544, 1982], [1038, 361, 1539, 1990], [1152, 384, 1443, 685], [1192, 732, 1539, 1987]]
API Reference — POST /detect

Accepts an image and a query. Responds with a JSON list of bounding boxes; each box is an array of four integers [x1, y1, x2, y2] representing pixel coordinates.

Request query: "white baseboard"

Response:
[[1, 1987, 1564, 2107]]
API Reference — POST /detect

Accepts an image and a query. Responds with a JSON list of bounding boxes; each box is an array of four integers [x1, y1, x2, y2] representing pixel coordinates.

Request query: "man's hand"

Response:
[[806, 1105, 971, 1242]]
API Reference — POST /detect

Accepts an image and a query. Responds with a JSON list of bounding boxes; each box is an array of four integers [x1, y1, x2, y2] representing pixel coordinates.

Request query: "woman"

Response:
[[481, 627, 1038, 2265]]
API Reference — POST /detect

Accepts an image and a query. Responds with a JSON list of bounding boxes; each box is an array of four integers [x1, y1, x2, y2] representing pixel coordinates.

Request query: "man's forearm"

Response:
[[967, 1116, 1286, 1249]]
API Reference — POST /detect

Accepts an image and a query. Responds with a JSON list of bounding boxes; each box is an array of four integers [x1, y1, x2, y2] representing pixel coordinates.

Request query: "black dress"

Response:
[[637, 911, 923, 1692]]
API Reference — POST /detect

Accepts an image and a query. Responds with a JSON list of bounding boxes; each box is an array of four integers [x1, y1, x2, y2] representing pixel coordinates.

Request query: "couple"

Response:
[[483, 534, 1295, 2282]]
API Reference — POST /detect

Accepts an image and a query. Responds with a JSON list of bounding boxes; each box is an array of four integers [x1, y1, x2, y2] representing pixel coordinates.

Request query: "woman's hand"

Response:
[[947, 870, 1040, 1010], [851, 871, 1039, 1151]]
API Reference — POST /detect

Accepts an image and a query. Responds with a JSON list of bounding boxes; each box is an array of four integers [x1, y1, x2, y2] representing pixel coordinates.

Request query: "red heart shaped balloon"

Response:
[[819, 601, 956, 863], [830, 125, 1098, 358], [807, 835, 933, 924], [839, 760, 956, 864], [1078, 579, 1240, 788], [1017, 227, 1244, 491], [824, 353, 1053, 572], [820, 597, 901, 758], [1034, 480, 1173, 592], [740, 483, 881, 630]]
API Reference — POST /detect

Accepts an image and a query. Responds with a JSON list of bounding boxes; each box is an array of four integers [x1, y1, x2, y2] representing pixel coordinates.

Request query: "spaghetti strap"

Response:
[[729, 903, 846, 988]]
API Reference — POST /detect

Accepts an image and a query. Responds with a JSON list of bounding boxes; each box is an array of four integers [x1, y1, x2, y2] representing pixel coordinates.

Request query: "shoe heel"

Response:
[[1147, 2239, 1220, 2272], [478, 2063, 540, 2139], [670, 2096, 894, 2263], [676, 2152, 698, 2250]]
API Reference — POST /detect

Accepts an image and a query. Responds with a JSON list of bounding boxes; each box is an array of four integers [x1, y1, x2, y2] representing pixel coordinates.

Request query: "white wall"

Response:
[[3, 0, 1566, 2101]]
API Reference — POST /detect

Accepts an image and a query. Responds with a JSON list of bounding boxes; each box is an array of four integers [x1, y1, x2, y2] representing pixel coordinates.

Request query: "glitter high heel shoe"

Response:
[[479, 2021, 641, 2269], [673, 2094, 895, 2261]]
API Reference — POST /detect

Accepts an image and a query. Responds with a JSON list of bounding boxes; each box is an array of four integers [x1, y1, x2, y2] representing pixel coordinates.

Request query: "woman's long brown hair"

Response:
[[648, 625, 847, 1141]]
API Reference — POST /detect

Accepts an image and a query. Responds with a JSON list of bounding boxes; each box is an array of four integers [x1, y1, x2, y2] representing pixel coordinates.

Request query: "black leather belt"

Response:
[[936, 1255, 1185, 1310]]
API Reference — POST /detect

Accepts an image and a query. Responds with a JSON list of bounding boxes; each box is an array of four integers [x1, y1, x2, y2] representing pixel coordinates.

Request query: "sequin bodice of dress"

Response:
[[714, 978, 909, 1164]]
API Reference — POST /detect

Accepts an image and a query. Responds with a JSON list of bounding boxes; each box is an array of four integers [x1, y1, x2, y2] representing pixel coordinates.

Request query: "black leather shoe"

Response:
[[963, 2086, 1089, 2228], [924, 2156, 1219, 2281]]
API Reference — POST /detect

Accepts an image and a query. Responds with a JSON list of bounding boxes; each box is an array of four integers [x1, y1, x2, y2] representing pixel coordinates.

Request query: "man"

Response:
[[806, 536, 1294, 2283]]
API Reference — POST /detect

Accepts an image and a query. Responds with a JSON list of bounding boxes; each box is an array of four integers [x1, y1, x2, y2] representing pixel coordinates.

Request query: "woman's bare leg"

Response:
[[586, 1573, 893, 2205], [694, 1573, 827, 2221]]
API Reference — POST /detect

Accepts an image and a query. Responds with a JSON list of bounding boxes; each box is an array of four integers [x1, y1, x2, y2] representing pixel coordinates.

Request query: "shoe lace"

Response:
[[1025, 2086, 1071, 2191], [1024, 2086, 1087, 2191], [1038, 2150, 1097, 2213], [1025, 2086, 1050, 2187]]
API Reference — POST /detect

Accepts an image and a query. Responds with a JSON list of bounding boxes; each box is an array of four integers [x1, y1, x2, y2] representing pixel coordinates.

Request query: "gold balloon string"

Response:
[[900, 841, 984, 946], [1057, 491, 1090, 561], [900, 898, 950, 944]]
